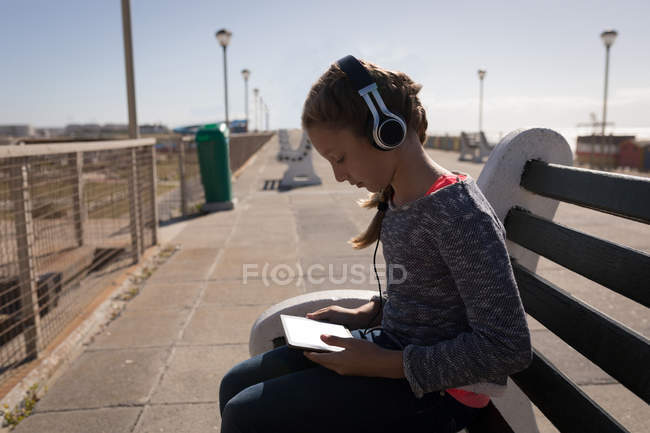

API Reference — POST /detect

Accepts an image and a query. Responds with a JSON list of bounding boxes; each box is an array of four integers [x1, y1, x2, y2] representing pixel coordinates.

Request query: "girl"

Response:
[[219, 57, 533, 433]]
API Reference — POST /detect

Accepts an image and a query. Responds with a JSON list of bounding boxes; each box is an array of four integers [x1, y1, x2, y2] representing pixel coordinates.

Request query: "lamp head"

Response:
[[241, 69, 250, 80], [216, 29, 232, 47], [478, 69, 486, 79], [600, 30, 618, 48]]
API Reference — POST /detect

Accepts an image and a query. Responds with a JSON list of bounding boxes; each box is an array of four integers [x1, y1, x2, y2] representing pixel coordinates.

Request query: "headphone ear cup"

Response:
[[378, 118, 406, 148]]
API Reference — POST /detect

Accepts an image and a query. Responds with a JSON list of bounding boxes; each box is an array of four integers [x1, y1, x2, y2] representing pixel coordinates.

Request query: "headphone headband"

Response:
[[336, 55, 374, 91], [336, 55, 407, 151]]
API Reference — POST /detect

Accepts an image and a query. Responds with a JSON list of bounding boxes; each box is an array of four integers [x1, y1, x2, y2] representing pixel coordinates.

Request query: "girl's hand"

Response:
[[306, 305, 365, 329], [306, 301, 380, 329], [303, 334, 405, 379]]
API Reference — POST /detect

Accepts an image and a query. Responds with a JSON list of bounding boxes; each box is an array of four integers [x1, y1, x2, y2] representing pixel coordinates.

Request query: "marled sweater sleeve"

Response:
[[402, 201, 533, 398]]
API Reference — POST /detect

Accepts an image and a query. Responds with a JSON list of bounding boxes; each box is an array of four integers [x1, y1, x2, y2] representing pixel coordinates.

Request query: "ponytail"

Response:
[[348, 185, 394, 249]]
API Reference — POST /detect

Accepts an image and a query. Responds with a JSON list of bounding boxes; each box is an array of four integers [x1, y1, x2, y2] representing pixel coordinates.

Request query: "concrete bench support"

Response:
[[277, 130, 322, 190]]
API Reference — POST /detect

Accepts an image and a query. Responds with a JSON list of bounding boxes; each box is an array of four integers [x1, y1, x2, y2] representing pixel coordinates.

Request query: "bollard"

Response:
[[195, 122, 234, 212]]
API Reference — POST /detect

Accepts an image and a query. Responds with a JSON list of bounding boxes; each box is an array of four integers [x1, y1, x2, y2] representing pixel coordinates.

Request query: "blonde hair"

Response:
[[301, 59, 428, 249]]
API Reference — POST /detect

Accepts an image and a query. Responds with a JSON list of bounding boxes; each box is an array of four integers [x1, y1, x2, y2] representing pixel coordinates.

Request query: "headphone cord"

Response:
[[361, 203, 387, 337]]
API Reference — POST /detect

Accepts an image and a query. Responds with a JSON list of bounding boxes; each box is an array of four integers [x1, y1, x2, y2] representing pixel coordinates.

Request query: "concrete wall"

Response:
[[229, 132, 274, 173]]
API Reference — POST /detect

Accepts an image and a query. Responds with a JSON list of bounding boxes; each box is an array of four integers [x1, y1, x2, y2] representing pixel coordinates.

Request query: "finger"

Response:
[[306, 308, 327, 317], [321, 334, 352, 348], [303, 351, 329, 364]]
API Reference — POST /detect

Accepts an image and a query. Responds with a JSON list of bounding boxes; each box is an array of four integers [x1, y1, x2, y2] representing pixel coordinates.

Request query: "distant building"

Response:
[[140, 124, 169, 135], [575, 135, 635, 168], [618, 139, 650, 171], [64, 123, 103, 138], [34, 127, 65, 138], [0, 124, 34, 137]]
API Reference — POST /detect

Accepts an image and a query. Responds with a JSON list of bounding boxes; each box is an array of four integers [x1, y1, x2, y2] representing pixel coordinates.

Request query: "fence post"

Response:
[[149, 144, 158, 245], [128, 147, 142, 263], [10, 158, 41, 359], [137, 148, 146, 256], [178, 137, 188, 218], [69, 152, 85, 247]]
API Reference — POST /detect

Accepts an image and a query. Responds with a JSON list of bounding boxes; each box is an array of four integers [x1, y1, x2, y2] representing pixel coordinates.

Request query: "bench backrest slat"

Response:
[[512, 262, 650, 405], [521, 160, 650, 224], [505, 207, 650, 307], [512, 348, 630, 433]]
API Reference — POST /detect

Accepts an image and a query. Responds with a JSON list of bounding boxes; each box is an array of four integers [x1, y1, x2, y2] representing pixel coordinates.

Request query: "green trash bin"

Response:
[[195, 122, 234, 211]]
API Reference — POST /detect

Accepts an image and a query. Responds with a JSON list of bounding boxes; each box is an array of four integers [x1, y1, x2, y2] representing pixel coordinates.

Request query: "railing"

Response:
[[155, 132, 274, 223], [0, 131, 275, 389], [0, 139, 156, 386], [155, 135, 204, 221]]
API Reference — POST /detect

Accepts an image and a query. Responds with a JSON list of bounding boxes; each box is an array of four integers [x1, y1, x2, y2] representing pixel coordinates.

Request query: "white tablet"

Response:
[[280, 314, 353, 352]]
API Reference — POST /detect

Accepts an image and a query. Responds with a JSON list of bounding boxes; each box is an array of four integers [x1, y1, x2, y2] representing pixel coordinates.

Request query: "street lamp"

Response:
[[241, 69, 250, 132], [216, 28, 232, 128], [264, 103, 269, 131], [477, 69, 486, 133], [259, 96, 264, 131], [600, 30, 617, 137], [253, 88, 259, 132]]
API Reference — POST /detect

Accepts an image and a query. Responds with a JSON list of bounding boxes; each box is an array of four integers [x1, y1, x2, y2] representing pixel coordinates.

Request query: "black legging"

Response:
[[219, 328, 482, 433]]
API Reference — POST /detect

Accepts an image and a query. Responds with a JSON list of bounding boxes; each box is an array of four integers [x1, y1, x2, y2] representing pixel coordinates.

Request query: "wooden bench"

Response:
[[249, 128, 650, 432]]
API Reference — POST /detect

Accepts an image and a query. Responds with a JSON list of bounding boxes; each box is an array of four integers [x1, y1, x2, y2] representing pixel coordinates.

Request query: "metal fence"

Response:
[[155, 132, 274, 223], [0, 139, 156, 386], [0, 132, 274, 389], [155, 135, 204, 222]]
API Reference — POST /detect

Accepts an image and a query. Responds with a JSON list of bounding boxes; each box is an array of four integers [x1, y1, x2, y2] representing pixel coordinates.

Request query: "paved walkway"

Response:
[[16, 131, 649, 432]]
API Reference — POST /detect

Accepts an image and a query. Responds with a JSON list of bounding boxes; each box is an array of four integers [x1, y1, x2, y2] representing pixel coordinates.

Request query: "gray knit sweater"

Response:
[[376, 174, 533, 399]]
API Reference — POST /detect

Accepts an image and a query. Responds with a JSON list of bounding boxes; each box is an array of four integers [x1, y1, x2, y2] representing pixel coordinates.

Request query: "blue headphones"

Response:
[[336, 55, 407, 151]]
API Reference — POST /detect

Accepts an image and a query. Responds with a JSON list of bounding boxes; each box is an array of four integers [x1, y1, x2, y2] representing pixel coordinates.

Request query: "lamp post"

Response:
[[592, 29, 617, 168], [600, 30, 617, 137], [241, 69, 250, 132], [259, 97, 264, 131], [216, 29, 232, 128], [265, 103, 269, 131], [253, 88, 259, 132], [120, 0, 138, 138], [477, 69, 486, 133]]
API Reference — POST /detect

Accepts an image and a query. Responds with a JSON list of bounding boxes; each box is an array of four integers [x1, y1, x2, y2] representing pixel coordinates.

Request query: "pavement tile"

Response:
[[299, 254, 376, 277], [299, 238, 369, 256], [218, 245, 298, 264], [180, 305, 268, 345], [146, 263, 215, 283], [209, 245, 301, 280], [227, 229, 296, 248], [35, 348, 168, 411], [302, 276, 386, 294], [14, 407, 141, 433], [135, 403, 221, 433], [89, 309, 189, 349], [128, 282, 202, 311], [151, 344, 249, 404], [202, 278, 303, 306], [167, 247, 220, 266], [170, 231, 231, 249]]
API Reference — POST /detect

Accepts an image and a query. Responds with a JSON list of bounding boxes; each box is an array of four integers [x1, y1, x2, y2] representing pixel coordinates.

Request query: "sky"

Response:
[[1, 0, 649, 143]]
